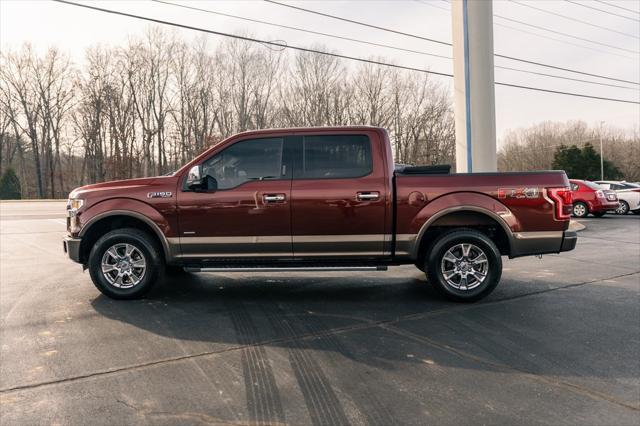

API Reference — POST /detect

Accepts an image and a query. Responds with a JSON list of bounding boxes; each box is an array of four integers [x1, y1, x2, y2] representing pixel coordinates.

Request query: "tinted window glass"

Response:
[[583, 180, 604, 190], [202, 138, 283, 190], [301, 135, 372, 179]]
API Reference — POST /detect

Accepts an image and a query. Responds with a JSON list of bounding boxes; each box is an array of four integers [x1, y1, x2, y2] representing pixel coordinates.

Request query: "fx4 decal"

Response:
[[497, 187, 539, 199], [147, 191, 173, 199]]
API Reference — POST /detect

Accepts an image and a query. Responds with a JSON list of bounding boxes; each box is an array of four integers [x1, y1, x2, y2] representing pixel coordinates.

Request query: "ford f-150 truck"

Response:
[[63, 126, 577, 302]]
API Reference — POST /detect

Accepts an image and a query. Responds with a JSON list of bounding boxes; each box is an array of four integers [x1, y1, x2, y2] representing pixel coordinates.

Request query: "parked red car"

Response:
[[64, 127, 576, 302], [569, 179, 618, 218]]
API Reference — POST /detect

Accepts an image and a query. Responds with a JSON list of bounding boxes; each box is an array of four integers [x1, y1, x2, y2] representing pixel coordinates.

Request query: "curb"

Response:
[[569, 220, 586, 232]]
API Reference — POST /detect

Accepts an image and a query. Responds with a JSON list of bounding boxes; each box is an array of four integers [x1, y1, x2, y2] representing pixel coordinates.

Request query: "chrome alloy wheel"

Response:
[[101, 243, 147, 288], [440, 243, 489, 291], [615, 201, 629, 215], [573, 203, 587, 217]]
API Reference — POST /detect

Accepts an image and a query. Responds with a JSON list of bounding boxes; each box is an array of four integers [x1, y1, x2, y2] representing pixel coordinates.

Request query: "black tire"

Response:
[[615, 200, 629, 215], [425, 229, 502, 303], [88, 228, 164, 299], [572, 201, 589, 218], [592, 211, 606, 218]]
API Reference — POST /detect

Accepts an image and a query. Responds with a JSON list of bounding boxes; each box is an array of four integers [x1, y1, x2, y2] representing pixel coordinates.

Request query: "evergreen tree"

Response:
[[0, 168, 22, 200], [552, 143, 621, 180]]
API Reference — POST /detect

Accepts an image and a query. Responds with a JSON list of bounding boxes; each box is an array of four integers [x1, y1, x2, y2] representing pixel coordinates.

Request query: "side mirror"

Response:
[[186, 165, 218, 192], [186, 165, 202, 189]]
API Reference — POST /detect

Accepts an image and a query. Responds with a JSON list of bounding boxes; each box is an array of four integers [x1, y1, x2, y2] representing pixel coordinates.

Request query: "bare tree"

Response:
[[123, 28, 176, 177], [33, 48, 75, 196], [280, 48, 347, 127], [498, 121, 639, 180], [389, 71, 455, 165], [1, 45, 47, 197], [11, 26, 637, 198], [73, 47, 111, 184], [350, 61, 392, 127]]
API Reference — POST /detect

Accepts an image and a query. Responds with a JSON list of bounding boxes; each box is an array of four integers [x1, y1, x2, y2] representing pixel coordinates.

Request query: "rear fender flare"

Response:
[[410, 192, 518, 259]]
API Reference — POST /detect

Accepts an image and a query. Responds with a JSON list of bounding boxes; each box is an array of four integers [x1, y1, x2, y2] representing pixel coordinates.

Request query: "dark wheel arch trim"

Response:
[[79, 210, 176, 263], [412, 205, 515, 260]]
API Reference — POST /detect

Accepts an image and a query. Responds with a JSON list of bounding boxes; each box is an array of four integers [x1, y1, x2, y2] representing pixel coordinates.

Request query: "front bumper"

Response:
[[63, 235, 82, 263], [560, 230, 577, 252]]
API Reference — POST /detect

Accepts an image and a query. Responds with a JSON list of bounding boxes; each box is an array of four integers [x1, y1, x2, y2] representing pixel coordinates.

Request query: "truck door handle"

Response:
[[263, 193, 286, 203], [356, 192, 380, 201]]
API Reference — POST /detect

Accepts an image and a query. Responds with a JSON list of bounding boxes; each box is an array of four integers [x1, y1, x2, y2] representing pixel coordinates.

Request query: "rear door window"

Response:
[[298, 135, 372, 179]]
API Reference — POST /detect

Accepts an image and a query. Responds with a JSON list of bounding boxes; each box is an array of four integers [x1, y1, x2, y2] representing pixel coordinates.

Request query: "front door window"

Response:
[[202, 137, 284, 190]]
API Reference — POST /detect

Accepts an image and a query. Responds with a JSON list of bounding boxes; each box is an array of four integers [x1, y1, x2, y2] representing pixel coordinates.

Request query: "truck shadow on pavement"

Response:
[[89, 270, 639, 377], [90, 270, 494, 373], [91, 271, 448, 354], [91, 272, 457, 425]]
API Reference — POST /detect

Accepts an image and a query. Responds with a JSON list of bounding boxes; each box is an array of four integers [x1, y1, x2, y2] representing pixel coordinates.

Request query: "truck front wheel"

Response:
[[88, 228, 163, 299], [425, 229, 502, 302]]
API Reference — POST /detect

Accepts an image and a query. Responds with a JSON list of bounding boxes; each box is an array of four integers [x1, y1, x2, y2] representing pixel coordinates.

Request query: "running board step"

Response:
[[184, 266, 388, 273]]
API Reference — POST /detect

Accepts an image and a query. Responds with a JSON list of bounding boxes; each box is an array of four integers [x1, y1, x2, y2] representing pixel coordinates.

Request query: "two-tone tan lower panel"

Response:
[[293, 234, 386, 257], [172, 234, 391, 259], [171, 235, 292, 258], [394, 234, 418, 258]]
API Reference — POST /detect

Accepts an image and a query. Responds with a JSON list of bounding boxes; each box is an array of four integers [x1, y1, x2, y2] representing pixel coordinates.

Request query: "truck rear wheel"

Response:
[[425, 229, 502, 302], [88, 228, 163, 299]]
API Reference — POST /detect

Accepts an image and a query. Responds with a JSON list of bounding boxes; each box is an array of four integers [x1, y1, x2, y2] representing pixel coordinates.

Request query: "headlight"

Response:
[[67, 198, 84, 215]]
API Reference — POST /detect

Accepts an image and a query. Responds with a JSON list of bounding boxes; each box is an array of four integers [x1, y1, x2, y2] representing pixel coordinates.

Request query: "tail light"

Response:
[[547, 187, 573, 220], [595, 190, 605, 198]]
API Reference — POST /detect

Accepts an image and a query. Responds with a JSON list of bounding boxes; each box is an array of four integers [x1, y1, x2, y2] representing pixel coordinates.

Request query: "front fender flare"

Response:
[[78, 199, 175, 262]]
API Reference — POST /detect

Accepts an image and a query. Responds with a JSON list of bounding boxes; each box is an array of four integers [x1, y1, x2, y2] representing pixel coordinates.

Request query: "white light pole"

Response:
[[451, 0, 497, 173], [599, 121, 605, 181]]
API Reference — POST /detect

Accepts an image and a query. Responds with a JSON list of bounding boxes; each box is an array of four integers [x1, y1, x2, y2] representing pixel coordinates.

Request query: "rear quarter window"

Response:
[[299, 135, 373, 179]]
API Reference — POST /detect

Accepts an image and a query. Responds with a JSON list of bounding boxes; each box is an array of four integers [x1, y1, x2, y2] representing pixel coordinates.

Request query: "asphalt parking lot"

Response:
[[0, 201, 638, 425]]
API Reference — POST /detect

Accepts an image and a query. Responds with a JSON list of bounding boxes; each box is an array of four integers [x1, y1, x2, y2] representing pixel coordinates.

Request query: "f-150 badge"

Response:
[[497, 188, 539, 199], [147, 191, 173, 199]]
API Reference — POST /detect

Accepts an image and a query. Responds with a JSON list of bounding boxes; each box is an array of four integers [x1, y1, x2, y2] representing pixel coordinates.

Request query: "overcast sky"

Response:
[[1, 0, 639, 144]]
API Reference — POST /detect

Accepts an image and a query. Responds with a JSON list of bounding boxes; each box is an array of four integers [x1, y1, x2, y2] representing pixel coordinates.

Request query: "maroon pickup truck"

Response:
[[63, 126, 576, 302]]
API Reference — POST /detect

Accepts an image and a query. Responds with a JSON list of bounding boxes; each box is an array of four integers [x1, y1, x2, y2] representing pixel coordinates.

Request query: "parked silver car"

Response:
[[594, 181, 640, 215]]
